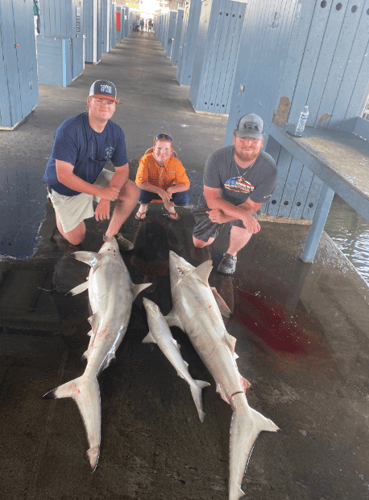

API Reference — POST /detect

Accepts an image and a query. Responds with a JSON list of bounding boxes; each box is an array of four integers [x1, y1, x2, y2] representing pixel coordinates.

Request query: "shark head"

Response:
[[142, 297, 159, 314], [99, 237, 119, 256], [169, 251, 195, 287]]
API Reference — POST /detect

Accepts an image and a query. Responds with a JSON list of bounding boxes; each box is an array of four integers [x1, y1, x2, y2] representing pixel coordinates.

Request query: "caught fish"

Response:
[[142, 297, 210, 422], [165, 251, 279, 500], [43, 237, 151, 471]]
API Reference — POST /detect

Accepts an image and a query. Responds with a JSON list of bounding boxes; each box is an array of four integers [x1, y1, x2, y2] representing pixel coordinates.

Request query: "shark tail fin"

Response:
[[43, 375, 101, 472], [189, 379, 211, 423], [228, 392, 279, 500]]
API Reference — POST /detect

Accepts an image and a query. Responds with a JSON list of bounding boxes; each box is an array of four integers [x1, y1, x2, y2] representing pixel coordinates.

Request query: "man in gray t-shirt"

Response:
[[192, 113, 277, 275]]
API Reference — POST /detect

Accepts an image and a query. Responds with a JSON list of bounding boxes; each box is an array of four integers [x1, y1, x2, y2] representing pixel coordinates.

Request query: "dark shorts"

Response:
[[191, 195, 245, 243], [138, 189, 190, 206]]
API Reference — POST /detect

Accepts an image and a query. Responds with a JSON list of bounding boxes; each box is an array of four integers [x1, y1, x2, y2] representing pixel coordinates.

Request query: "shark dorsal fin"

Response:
[[195, 260, 213, 285], [132, 282, 152, 301]]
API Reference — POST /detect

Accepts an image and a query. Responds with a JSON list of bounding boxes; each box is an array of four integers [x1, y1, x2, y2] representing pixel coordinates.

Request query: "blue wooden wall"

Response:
[[189, 0, 246, 115], [0, 0, 39, 129], [84, 0, 102, 64], [38, 0, 84, 81], [166, 11, 178, 57], [110, 2, 116, 48], [36, 37, 73, 87], [224, 0, 300, 145], [262, 0, 369, 221], [273, 0, 369, 133], [101, 0, 111, 54], [171, 8, 185, 66], [176, 0, 203, 86]]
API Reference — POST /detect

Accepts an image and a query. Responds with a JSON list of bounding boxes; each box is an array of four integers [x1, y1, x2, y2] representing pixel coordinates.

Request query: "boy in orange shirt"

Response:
[[135, 133, 190, 221]]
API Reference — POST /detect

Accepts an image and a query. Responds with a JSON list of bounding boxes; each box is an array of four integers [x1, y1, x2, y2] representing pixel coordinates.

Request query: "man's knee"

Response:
[[229, 225, 253, 242], [192, 236, 212, 248], [120, 180, 139, 202], [65, 223, 86, 245]]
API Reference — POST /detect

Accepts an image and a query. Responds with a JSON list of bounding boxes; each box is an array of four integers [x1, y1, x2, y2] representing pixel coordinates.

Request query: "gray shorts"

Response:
[[191, 196, 245, 243], [48, 169, 114, 233]]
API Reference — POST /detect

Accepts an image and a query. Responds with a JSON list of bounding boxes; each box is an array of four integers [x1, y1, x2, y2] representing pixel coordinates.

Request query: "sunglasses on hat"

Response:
[[155, 134, 172, 141]]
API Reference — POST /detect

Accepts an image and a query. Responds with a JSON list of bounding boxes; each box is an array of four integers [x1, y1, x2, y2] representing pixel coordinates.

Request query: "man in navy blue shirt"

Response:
[[44, 79, 138, 250]]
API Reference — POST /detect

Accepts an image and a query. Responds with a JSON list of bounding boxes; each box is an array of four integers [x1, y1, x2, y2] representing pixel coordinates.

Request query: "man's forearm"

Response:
[[109, 169, 128, 190], [208, 198, 256, 222], [57, 171, 103, 197]]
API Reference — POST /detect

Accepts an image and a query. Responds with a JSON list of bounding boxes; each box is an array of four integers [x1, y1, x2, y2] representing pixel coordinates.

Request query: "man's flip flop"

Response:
[[135, 211, 147, 221], [162, 211, 180, 221]]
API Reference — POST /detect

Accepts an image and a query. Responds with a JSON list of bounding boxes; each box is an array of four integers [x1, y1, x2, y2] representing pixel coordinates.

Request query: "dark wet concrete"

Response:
[[1, 32, 369, 500]]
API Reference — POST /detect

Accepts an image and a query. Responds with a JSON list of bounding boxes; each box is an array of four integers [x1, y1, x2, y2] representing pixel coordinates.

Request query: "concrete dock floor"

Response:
[[1, 32, 369, 500]]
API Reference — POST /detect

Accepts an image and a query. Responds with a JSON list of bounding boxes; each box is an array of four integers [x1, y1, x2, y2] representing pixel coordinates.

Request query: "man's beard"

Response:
[[234, 146, 259, 163]]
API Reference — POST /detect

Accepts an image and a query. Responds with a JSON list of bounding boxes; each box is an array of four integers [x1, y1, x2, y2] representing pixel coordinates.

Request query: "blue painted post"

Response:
[[301, 184, 335, 263], [37, 0, 84, 83], [84, 0, 102, 64], [171, 8, 185, 66], [224, 0, 300, 146], [166, 11, 178, 58], [0, 0, 39, 129], [189, 0, 246, 115], [176, 0, 203, 86]]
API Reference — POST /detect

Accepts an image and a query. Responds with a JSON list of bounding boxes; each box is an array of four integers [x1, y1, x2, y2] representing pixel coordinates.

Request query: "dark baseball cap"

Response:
[[89, 80, 120, 103], [234, 113, 264, 140]]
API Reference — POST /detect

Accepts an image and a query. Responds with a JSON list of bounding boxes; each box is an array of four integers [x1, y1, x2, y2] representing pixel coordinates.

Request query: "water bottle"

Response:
[[294, 106, 309, 137]]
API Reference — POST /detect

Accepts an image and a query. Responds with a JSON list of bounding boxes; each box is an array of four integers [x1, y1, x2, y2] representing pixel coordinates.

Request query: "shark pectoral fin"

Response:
[[195, 260, 213, 285], [132, 282, 152, 301], [71, 251, 103, 270], [68, 281, 89, 296], [142, 331, 157, 344], [164, 311, 184, 330], [189, 379, 211, 423], [211, 287, 232, 318]]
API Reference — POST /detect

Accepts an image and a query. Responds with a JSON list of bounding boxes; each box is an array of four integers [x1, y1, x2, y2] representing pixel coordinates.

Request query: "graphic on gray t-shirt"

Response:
[[203, 146, 277, 206]]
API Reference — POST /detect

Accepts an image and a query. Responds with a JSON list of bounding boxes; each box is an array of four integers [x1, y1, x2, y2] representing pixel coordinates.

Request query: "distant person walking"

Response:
[[43, 79, 138, 250]]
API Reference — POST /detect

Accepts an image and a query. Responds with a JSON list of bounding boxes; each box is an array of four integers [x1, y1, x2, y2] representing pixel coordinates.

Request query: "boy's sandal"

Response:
[[162, 211, 180, 221], [135, 211, 147, 221]]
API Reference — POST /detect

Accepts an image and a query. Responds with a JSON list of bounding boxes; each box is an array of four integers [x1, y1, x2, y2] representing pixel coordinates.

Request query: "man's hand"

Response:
[[206, 209, 229, 224], [242, 212, 260, 234], [95, 199, 111, 221], [100, 185, 120, 201]]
